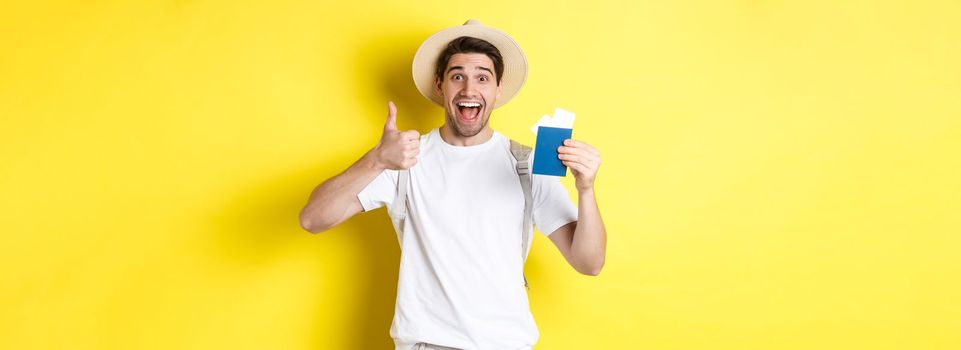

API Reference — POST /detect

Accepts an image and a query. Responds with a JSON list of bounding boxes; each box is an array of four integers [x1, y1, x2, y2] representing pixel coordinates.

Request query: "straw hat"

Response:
[[411, 19, 528, 109]]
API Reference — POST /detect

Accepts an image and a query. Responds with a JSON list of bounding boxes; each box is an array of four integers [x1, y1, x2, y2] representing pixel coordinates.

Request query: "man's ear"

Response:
[[496, 82, 503, 100], [434, 76, 443, 97]]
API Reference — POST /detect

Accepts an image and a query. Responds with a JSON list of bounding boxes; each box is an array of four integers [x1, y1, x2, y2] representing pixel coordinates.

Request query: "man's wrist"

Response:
[[577, 186, 595, 196], [362, 147, 386, 172]]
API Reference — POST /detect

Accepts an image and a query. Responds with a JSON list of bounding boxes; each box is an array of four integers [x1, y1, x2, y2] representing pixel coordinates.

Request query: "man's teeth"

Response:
[[457, 102, 481, 107]]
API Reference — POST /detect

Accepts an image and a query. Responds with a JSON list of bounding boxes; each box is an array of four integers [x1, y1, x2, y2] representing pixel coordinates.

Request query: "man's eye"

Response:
[[480, 76, 488, 82], [452, 74, 463, 80]]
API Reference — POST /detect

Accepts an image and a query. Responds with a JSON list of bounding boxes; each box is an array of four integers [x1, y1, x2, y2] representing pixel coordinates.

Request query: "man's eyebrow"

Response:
[[446, 66, 464, 74], [445, 66, 495, 76]]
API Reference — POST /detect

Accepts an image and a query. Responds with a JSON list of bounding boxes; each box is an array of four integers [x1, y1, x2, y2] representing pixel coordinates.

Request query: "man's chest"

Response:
[[407, 150, 525, 223]]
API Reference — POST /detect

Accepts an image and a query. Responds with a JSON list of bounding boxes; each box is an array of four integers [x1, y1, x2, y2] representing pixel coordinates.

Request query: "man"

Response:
[[299, 20, 606, 350]]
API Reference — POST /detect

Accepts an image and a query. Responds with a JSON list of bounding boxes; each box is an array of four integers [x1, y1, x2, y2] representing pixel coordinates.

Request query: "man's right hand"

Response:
[[372, 101, 420, 170]]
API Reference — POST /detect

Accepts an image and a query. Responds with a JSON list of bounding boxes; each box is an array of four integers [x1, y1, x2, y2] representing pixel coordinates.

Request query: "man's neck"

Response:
[[439, 124, 494, 146]]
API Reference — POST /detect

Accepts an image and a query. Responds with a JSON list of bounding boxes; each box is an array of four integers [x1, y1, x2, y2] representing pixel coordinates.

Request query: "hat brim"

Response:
[[412, 20, 527, 109]]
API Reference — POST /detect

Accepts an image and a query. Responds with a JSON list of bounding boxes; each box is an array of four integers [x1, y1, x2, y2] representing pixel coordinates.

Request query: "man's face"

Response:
[[434, 53, 503, 138]]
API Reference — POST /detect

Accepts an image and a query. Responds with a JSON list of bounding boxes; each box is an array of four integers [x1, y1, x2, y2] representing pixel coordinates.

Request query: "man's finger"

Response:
[[562, 161, 590, 175], [564, 139, 600, 156], [558, 153, 588, 165], [401, 130, 421, 142], [557, 146, 590, 157], [385, 101, 398, 131], [560, 153, 599, 169]]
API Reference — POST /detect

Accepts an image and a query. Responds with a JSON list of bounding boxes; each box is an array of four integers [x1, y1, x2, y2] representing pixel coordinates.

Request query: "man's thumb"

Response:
[[385, 101, 398, 131]]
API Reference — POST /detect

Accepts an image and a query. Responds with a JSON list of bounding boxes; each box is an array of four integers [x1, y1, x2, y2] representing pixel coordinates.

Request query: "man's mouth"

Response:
[[456, 101, 483, 122]]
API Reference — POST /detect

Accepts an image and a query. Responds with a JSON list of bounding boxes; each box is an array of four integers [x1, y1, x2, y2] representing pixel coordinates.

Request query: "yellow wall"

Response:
[[2, 1, 959, 349]]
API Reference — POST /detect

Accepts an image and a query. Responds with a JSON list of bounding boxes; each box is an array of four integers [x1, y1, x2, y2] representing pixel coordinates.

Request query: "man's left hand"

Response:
[[557, 139, 601, 192]]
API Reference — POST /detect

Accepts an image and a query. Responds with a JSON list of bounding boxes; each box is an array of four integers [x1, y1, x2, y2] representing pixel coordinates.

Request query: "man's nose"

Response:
[[462, 78, 479, 94]]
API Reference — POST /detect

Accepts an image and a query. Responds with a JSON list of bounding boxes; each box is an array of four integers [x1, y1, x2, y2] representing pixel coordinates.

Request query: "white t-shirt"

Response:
[[357, 128, 578, 350]]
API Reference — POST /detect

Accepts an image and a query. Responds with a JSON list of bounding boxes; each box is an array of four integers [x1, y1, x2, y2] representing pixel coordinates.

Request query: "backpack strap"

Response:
[[389, 169, 410, 239], [394, 169, 410, 218], [509, 139, 534, 289]]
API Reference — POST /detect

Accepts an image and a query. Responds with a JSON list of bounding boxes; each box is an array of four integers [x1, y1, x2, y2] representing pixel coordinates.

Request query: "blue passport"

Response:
[[532, 126, 573, 177]]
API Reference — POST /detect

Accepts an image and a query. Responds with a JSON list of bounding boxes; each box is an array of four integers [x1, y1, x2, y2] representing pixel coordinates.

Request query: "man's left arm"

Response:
[[548, 139, 607, 276]]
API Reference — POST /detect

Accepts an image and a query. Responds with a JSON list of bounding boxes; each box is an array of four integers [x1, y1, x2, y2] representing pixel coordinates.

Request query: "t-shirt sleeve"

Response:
[[531, 174, 578, 236], [357, 169, 399, 212]]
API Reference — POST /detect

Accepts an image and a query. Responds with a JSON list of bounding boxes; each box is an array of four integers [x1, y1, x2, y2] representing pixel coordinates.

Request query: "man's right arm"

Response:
[[298, 101, 420, 233]]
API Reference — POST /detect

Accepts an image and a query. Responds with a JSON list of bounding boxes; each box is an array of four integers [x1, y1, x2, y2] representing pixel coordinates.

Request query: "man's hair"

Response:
[[434, 36, 505, 85]]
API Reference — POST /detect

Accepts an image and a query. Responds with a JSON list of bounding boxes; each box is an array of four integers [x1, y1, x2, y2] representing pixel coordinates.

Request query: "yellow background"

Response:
[[2, 0, 959, 349]]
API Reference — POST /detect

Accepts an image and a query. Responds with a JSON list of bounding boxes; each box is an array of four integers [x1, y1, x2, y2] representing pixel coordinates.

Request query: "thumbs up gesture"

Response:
[[373, 101, 421, 170]]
